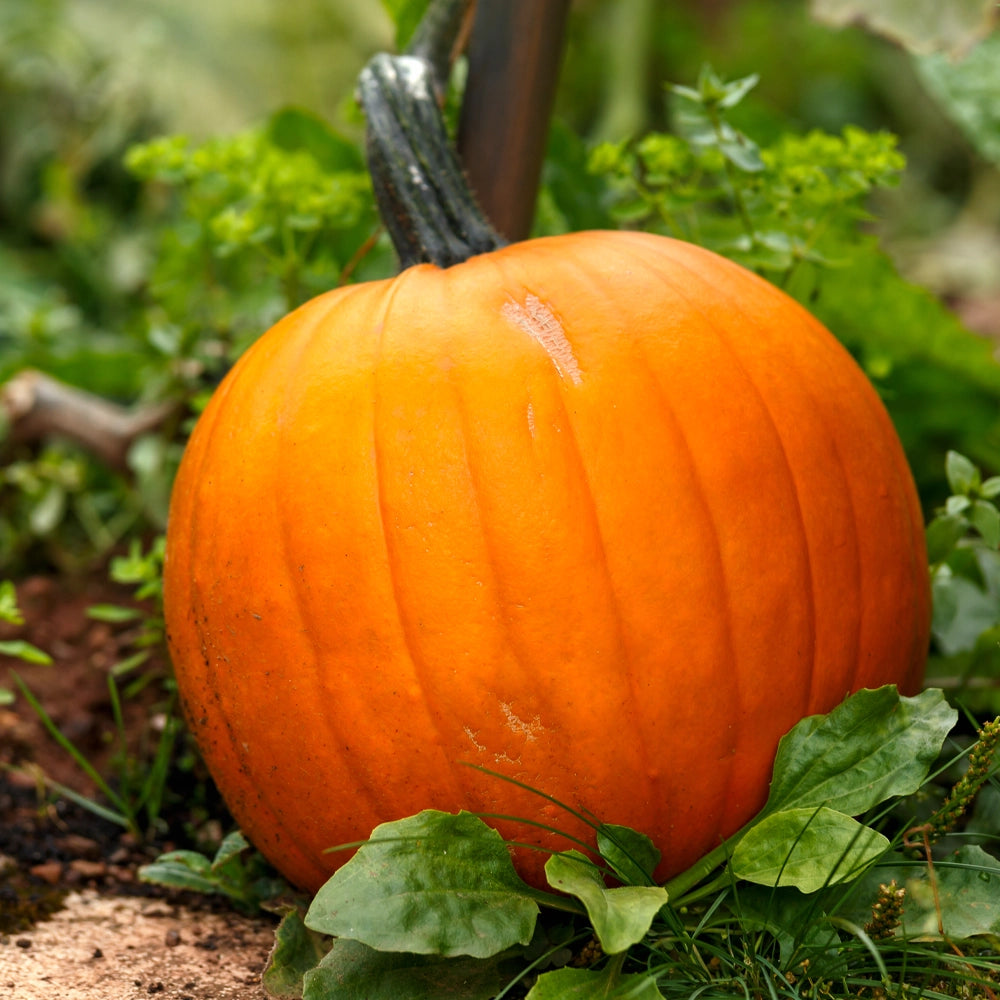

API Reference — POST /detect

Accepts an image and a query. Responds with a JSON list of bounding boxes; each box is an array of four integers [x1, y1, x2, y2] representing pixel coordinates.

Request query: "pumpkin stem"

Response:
[[405, 0, 475, 101], [359, 36, 506, 269]]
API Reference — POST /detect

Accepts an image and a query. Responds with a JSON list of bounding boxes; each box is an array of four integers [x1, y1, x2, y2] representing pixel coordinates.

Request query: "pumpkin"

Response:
[[162, 55, 930, 893]]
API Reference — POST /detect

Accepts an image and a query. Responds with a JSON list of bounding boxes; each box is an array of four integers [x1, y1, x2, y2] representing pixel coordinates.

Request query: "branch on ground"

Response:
[[1, 370, 177, 473]]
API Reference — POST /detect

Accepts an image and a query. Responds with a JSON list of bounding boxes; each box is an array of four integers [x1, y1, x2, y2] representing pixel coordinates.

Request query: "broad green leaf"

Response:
[[946, 450, 981, 496], [139, 850, 219, 894], [931, 572, 1000, 656], [902, 846, 1000, 940], [811, 0, 997, 57], [926, 513, 970, 565], [0, 640, 53, 665], [526, 966, 665, 1000], [763, 687, 956, 818], [305, 811, 538, 959], [544, 852, 668, 955], [731, 807, 888, 892], [970, 500, 1000, 549], [303, 937, 517, 1000], [596, 824, 660, 886], [263, 907, 332, 1000], [916, 33, 1000, 166], [844, 847, 1000, 941]]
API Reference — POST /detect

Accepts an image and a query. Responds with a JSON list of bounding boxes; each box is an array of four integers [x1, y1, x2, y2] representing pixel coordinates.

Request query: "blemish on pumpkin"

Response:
[[526, 402, 536, 436], [502, 295, 582, 385], [463, 726, 487, 752], [500, 702, 544, 742]]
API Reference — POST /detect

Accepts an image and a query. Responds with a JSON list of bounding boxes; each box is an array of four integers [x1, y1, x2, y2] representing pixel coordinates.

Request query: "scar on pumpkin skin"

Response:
[[500, 701, 544, 742], [502, 295, 583, 385]]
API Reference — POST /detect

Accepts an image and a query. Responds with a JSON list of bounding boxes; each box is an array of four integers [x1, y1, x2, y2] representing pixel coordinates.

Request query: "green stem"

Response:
[[358, 52, 505, 269], [661, 816, 761, 904]]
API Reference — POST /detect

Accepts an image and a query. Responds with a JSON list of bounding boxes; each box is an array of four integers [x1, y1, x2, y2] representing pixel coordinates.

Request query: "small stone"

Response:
[[56, 834, 101, 858], [67, 859, 107, 881], [15, 939, 31, 949], [29, 861, 63, 885], [164, 929, 182, 947]]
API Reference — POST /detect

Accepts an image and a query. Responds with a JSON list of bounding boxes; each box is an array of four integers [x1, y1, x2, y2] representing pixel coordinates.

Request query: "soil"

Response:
[[0, 575, 279, 1000]]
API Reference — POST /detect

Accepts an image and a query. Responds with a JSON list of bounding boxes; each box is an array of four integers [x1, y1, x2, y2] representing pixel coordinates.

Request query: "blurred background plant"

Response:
[[2, 0, 999, 705]]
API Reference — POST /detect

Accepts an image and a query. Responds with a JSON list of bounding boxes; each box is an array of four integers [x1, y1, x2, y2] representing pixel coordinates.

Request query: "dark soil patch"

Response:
[[0, 573, 238, 921]]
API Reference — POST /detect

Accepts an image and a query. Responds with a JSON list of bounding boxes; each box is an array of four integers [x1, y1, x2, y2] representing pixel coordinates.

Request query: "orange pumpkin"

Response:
[[163, 227, 929, 892]]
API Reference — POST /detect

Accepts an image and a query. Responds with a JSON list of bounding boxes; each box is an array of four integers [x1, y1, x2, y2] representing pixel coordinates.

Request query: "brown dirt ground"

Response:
[[1, 575, 280, 1000]]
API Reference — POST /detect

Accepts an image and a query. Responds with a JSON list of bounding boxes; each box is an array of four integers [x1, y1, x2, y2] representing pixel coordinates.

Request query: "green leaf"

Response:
[[263, 907, 332, 1000], [596, 824, 661, 886], [0, 687, 15, 706], [970, 500, 1000, 549], [213, 829, 251, 868], [266, 108, 364, 173], [544, 852, 668, 955], [526, 966, 665, 1000], [731, 807, 888, 892], [87, 604, 142, 623], [946, 450, 981, 496], [139, 850, 219, 894], [926, 513, 970, 565], [305, 811, 538, 959], [931, 571, 1000, 655], [0, 580, 24, 625], [763, 687, 957, 817], [0, 640, 53, 665], [302, 937, 518, 1000], [846, 847, 1000, 941], [380, 0, 433, 49], [904, 846, 1000, 940]]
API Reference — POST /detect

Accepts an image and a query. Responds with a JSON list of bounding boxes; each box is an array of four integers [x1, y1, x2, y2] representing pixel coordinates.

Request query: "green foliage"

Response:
[[379, 0, 433, 50], [139, 830, 289, 914], [925, 452, 1000, 712], [0, 580, 52, 704], [125, 108, 377, 323], [305, 811, 542, 958], [263, 687, 1000, 999], [590, 67, 905, 280]]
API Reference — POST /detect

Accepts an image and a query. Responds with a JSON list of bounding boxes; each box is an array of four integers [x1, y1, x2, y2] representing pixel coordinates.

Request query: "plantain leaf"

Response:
[[302, 937, 517, 1000], [263, 906, 332, 1000], [731, 807, 888, 892], [305, 811, 538, 959], [596, 824, 661, 886], [763, 687, 957, 818], [902, 845, 1000, 940], [525, 966, 665, 1000], [544, 852, 668, 954]]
